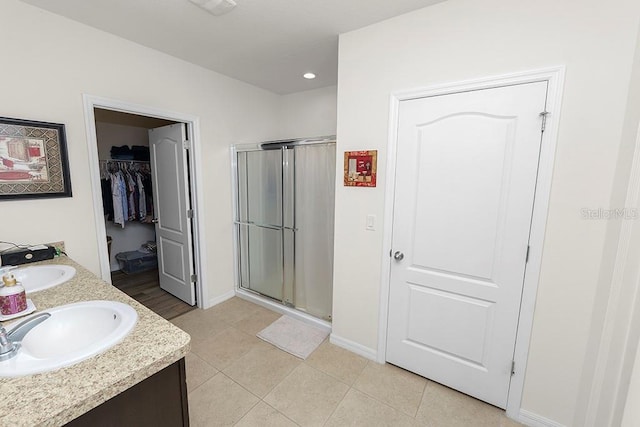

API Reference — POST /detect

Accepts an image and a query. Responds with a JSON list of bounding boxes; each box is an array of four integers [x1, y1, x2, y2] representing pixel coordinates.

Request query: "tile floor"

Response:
[[171, 297, 523, 427]]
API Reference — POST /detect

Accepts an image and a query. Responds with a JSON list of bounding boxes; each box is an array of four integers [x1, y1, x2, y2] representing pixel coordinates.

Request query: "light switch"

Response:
[[366, 214, 376, 231]]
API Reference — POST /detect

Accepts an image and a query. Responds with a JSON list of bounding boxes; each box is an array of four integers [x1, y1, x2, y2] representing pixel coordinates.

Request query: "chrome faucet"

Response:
[[0, 312, 51, 362], [0, 328, 16, 361]]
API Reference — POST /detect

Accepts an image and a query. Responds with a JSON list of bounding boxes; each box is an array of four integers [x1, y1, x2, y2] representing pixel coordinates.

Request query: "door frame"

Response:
[[82, 94, 208, 309], [377, 67, 565, 419]]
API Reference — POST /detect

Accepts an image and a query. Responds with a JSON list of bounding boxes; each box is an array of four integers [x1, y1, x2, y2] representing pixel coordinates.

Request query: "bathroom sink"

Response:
[[10, 265, 76, 293], [0, 300, 138, 377]]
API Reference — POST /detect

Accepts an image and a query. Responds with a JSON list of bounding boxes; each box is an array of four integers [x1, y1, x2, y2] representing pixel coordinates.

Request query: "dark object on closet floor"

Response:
[[115, 250, 158, 274], [111, 268, 195, 320], [140, 241, 157, 253]]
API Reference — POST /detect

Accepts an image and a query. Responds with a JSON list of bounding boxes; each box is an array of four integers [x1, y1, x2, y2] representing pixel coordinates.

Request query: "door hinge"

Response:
[[511, 360, 516, 376], [525, 245, 530, 263], [539, 111, 549, 132], [183, 139, 191, 149], [190, 274, 197, 283], [187, 209, 194, 219]]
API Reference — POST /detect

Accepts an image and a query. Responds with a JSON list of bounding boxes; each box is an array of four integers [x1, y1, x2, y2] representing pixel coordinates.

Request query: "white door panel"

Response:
[[405, 284, 495, 365], [387, 82, 547, 408], [412, 113, 516, 279], [149, 124, 195, 306]]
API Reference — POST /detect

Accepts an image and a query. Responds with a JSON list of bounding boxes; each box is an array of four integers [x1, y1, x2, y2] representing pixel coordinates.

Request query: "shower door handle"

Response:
[[234, 221, 296, 232], [393, 251, 404, 261]]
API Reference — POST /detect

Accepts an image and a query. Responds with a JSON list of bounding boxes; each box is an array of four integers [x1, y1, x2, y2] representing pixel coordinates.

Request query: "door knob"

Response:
[[393, 251, 404, 261], [151, 218, 159, 224]]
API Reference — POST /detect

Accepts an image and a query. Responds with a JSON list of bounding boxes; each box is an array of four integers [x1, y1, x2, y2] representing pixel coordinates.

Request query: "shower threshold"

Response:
[[236, 288, 331, 334]]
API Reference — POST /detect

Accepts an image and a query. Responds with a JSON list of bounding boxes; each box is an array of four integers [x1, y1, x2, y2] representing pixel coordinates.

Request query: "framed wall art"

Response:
[[344, 150, 377, 187], [0, 117, 72, 200]]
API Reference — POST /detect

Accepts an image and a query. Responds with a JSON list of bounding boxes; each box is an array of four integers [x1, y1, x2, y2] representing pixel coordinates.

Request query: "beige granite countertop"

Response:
[[0, 256, 191, 427]]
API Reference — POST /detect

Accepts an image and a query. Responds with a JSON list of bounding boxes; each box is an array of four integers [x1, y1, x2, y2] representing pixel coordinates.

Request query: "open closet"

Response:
[[94, 108, 196, 320]]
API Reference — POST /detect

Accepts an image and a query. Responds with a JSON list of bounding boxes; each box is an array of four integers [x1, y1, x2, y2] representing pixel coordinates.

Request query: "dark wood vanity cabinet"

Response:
[[65, 358, 189, 426]]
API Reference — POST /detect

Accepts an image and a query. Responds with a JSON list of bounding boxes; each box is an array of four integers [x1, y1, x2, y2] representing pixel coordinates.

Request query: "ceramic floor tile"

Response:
[[171, 308, 230, 342], [353, 362, 427, 417], [207, 297, 262, 324], [223, 344, 301, 397], [190, 327, 265, 370], [325, 388, 418, 427], [185, 352, 218, 392], [264, 364, 349, 426], [232, 305, 281, 336], [188, 373, 259, 427], [501, 417, 526, 427], [234, 401, 299, 427], [184, 298, 514, 427], [305, 340, 368, 385], [415, 381, 523, 427]]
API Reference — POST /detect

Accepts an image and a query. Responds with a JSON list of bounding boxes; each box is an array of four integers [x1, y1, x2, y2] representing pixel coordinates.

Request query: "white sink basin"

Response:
[[10, 265, 76, 293], [0, 300, 138, 377]]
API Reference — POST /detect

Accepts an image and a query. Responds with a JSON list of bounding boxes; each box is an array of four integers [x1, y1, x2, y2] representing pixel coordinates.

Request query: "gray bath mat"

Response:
[[257, 315, 328, 359]]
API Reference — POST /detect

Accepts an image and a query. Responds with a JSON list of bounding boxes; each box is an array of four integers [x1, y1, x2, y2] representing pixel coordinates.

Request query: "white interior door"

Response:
[[149, 123, 195, 305], [386, 82, 548, 408]]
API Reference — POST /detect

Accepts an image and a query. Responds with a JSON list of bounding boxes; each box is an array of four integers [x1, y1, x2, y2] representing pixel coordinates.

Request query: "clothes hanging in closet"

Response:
[[100, 161, 153, 228]]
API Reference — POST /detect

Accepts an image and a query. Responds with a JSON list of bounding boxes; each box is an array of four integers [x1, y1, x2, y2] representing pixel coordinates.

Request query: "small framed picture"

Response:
[[344, 150, 377, 187], [0, 117, 72, 200]]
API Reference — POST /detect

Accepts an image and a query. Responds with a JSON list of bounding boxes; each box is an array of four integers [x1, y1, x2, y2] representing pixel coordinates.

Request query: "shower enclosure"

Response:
[[232, 137, 336, 321]]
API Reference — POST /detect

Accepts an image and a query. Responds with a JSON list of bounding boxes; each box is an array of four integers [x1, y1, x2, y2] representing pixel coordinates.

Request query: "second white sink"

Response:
[[0, 300, 138, 377], [11, 265, 76, 293]]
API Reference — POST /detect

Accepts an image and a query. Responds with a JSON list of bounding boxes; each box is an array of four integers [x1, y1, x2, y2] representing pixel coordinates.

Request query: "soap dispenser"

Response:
[[0, 273, 27, 315]]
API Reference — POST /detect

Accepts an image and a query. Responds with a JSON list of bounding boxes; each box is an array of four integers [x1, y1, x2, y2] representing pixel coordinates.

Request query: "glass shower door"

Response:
[[237, 149, 284, 301], [234, 139, 335, 321], [293, 144, 335, 320]]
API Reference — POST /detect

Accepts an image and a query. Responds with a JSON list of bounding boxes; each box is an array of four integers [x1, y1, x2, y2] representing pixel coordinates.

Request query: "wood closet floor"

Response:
[[111, 268, 195, 320]]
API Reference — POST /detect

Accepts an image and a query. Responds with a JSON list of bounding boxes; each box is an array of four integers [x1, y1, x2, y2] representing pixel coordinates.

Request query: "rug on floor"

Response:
[[257, 315, 329, 359]]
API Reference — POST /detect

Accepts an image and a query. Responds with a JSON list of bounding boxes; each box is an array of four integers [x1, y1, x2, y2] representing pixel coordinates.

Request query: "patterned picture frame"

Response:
[[344, 150, 377, 187], [0, 117, 72, 200]]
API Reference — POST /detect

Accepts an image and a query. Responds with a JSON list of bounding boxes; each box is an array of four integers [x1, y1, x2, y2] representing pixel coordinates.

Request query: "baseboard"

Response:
[[329, 333, 378, 361], [206, 289, 235, 309], [518, 409, 566, 427]]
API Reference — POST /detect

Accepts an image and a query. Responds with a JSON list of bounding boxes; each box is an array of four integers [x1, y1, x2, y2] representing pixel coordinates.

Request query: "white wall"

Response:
[[95, 121, 149, 160], [333, 0, 640, 425], [278, 85, 337, 139], [623, 337, 640, 427], [577, 20, 640, 427], [0, 0, 281, 304]]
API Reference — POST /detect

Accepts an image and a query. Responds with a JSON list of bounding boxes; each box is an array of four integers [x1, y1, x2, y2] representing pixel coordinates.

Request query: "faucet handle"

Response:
[[6, 312, 51, 343], [0, 312, 49, 362], [0, 265, 17, 278], [0, 327, 17, 358]]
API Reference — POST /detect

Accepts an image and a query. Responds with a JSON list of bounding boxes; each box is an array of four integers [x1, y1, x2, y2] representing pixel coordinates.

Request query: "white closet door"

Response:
[[149, 123, 195, 305], [387, 81, 548, 408]]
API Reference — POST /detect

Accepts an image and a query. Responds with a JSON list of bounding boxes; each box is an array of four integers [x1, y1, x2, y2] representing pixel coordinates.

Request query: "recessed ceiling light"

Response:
[[303, 72, 316, 80]]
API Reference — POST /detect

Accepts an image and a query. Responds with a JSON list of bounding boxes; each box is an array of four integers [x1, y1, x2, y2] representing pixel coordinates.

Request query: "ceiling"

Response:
[[20, 0, 444, 94]]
